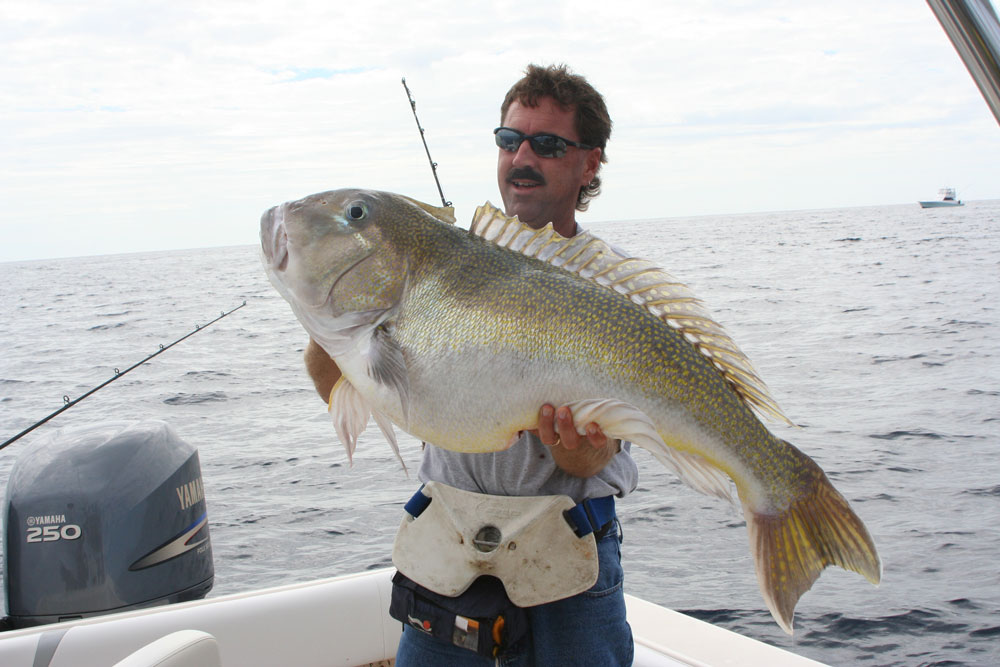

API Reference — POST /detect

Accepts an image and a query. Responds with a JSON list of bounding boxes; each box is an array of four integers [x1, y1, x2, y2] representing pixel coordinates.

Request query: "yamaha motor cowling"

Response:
[[3, 420, 214, 628]]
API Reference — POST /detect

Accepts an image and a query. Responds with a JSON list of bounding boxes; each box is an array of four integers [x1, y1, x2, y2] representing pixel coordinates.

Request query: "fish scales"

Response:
[[403, 231, 747, 466], [260, 188, 881, 634], [421, 223, 734, 412]]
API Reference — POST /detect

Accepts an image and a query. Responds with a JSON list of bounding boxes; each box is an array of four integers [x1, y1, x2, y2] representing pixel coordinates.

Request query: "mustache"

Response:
[[505, 167, 546, 185]]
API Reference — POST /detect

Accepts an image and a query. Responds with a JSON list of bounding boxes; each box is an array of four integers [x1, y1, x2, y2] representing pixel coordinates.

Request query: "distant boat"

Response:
[[919, 187, 964, 208]]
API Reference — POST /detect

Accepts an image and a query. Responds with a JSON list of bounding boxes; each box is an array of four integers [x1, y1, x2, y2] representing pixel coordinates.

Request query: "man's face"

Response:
[[497, 97, 601, 237]]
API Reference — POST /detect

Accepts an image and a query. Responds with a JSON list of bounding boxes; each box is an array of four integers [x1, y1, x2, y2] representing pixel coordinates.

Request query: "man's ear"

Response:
[[581, 146, 602, 186]]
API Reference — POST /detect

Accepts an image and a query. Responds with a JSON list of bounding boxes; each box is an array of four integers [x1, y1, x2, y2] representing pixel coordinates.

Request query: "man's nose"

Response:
[[510, 139, 538, 167]]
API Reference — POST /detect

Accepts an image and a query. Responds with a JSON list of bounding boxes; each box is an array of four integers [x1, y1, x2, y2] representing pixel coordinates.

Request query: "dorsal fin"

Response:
[[399, 194, 456, 224], [470, 202, 793, 426]]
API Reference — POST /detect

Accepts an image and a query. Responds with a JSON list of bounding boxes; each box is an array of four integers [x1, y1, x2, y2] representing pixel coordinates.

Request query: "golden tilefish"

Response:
[[260, 189, 881, 633]]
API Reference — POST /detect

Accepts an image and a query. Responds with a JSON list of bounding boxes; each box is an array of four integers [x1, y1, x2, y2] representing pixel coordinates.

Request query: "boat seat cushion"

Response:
[[111, 630, 221, 667]]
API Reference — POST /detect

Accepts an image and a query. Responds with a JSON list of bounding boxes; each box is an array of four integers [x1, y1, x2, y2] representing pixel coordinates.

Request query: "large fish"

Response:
[[260, 188, 881, 633]]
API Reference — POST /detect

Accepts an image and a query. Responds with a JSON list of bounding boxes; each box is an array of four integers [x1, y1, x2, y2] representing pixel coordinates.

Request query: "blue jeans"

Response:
[[395, 525, 633, 666]]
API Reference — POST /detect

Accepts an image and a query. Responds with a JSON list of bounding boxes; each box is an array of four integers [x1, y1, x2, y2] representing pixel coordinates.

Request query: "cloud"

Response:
[[0, 0, 997, 261]]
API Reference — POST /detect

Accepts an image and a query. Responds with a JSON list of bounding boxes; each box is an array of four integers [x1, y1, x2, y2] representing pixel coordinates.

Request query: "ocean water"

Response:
[[1, 199, 998, 666]]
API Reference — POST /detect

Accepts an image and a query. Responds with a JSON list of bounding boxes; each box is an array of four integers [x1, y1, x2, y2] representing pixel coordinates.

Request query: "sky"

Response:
[[1, 0, 998, 262]]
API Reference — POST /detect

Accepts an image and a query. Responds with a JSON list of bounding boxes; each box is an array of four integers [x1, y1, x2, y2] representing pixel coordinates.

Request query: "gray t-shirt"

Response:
[[417, 432, 638, 504]]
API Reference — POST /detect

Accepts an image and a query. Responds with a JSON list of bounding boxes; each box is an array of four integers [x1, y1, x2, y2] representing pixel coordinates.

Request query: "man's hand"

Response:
[[535, 404, 620, 478]]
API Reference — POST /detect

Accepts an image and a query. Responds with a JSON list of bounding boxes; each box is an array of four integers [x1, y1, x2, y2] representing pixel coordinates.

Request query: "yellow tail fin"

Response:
[[746, 451, 881, 634]]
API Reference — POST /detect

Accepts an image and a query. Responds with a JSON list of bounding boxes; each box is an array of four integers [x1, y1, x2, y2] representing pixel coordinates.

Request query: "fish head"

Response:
[[260, 189, 414, 318]]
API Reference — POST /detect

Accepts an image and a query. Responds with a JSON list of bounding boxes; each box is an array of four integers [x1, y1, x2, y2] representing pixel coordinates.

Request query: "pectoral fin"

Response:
[[364, 322, 410, 421]]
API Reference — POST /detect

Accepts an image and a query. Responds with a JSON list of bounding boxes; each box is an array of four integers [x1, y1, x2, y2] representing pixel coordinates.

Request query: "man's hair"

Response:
[[500, 64, 612, 211]]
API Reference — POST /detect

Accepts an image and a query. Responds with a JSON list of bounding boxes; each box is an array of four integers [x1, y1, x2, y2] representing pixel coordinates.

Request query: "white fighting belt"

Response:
[[392, 482, 600, 607]]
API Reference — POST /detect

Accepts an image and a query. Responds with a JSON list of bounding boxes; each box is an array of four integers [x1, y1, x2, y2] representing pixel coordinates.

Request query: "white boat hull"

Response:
[[0, 568, 826, 666], [919, 200, 964, 207]]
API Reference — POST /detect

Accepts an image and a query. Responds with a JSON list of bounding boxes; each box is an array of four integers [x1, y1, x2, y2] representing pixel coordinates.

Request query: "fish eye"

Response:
[[346, 201, 368, 221]]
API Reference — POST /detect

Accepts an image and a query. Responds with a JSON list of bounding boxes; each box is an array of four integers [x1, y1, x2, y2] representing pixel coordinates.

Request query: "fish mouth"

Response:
[[260, 204, 289, 273]]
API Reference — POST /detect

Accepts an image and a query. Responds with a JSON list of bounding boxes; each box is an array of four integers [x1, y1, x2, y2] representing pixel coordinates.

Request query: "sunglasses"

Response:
[[493, 127, 594, 158]]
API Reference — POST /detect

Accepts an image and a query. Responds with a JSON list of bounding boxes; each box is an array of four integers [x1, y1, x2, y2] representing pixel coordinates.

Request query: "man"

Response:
[[306, 64, 636, 665]]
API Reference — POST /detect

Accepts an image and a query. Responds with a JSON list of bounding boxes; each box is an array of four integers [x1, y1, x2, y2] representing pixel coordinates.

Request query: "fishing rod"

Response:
[[0, 301, 247, 452], [401, 77, 451, 207]]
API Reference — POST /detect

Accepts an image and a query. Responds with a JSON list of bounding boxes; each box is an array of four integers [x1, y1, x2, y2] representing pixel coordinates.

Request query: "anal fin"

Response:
[[563, 399, 734, 503]]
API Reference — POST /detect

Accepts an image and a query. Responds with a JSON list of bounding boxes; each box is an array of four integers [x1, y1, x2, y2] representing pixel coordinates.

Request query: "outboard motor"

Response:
[[3, 420, 214, 628]]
